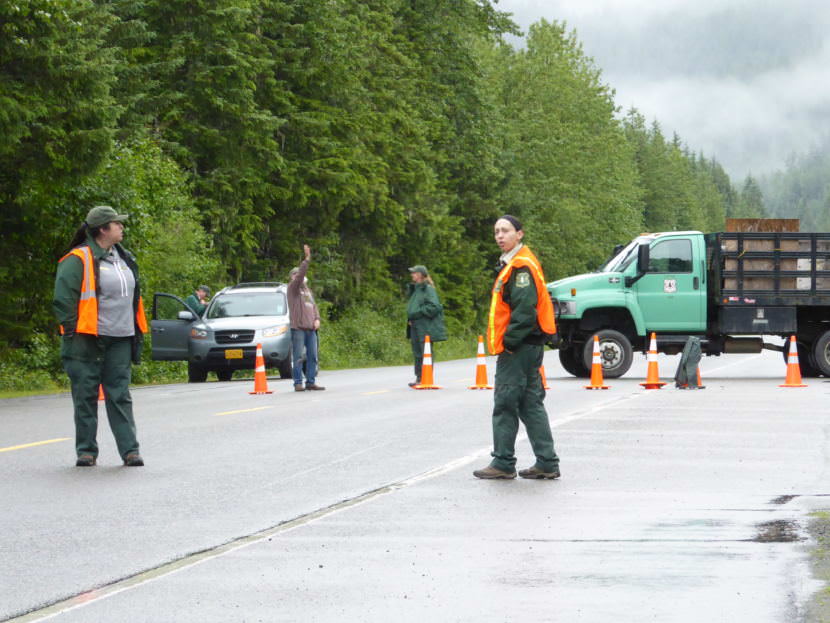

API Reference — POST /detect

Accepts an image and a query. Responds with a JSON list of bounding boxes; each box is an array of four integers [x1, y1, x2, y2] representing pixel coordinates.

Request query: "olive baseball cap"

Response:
[[86, 205, 128, 228], [408, 265, 429, 277]]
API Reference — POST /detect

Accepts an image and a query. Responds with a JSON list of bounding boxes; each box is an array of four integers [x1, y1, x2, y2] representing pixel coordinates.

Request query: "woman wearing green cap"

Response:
[[405, 265, 447, 387], [53, 206, 147, 467]]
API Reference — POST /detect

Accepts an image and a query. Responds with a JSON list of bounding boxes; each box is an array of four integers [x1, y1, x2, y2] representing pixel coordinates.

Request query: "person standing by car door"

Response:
[[287, 244, 325, 392], [53, 206, 148, 467], [184, 285, 210, 316], [405, 265, 447, 387], [473, 215, 560, 480]]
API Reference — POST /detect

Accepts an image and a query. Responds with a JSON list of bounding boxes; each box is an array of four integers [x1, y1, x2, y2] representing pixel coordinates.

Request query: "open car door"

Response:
[[151, 293, 195, 361]]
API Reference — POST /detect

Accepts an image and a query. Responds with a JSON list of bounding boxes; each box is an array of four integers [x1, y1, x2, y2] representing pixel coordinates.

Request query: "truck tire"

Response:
[[559, 346, 589, 378], [216, 369, 234, 382], [582, 329, 633, 378], [187, 362, 208, 383], [782, 340, 820, 377], [812, 331, 830, 377]]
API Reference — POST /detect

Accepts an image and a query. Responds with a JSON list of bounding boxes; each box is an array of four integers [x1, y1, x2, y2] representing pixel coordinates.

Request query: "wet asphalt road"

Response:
[[2, 345, 830, 622]]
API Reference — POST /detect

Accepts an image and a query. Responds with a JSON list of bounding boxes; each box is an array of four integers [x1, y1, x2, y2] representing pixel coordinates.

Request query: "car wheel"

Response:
[[188, 362, 208, 383], [216, 369, 233, 382], [278, 358, 292, 379], [559, 346, 589, 378], [581, 329, 633, 378]]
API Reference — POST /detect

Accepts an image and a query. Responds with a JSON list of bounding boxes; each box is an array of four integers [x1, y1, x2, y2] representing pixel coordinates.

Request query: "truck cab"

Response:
[[549, 231, 707, 378]]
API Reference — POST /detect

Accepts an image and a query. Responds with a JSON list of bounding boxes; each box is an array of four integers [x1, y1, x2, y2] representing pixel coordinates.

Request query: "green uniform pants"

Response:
[[409, 327, 436, 381], [62, 335, 139, 460], [489, 343, 559, 472]]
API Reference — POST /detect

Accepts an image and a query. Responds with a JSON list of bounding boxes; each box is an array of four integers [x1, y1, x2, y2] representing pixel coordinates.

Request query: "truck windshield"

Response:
[[599, 239, 641, 273]]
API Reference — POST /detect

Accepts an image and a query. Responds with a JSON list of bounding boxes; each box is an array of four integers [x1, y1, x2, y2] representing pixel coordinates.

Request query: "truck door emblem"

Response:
[[664, 279, 677, 293], [609, 277, 620, 284]]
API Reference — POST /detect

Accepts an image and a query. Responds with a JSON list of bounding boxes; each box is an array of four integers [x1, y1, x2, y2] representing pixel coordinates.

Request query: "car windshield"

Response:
[[206, 292, 287, 319], [599, 238, 643, 273]]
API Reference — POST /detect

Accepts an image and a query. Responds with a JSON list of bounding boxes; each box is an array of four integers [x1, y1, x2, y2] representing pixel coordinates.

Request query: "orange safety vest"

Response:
[[487, 245, 556, 355], [58, 245, 148, 336]]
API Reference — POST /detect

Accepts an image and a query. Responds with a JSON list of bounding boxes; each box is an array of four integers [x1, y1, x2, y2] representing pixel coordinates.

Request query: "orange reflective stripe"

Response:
[[59, 246, 99, 335]]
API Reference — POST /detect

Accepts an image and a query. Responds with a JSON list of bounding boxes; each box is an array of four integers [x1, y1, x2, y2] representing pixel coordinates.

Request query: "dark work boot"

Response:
[[518, 465, 560, 480], [473, 466, 517, 479], [123, 453, 144, 467], [75, 455, 96, 467]]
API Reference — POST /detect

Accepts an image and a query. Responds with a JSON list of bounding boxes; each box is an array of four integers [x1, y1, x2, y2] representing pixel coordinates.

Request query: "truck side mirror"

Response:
[[177, 310, 195, 321], [625, 244, 651, 287]]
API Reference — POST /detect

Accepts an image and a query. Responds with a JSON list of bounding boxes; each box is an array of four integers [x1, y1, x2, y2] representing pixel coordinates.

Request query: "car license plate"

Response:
[[224, 349, 243, 360]]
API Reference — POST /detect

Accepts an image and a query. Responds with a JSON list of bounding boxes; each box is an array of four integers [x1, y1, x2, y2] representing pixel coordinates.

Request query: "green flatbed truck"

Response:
[[547, 230, 830, 378]]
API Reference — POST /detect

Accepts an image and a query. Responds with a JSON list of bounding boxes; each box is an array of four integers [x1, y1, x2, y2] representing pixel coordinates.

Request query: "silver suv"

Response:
[[150, 282, 292, 382]]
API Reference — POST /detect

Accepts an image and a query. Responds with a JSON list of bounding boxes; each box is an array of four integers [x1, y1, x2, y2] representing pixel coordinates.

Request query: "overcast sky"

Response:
[[495, 0, 830, 181]]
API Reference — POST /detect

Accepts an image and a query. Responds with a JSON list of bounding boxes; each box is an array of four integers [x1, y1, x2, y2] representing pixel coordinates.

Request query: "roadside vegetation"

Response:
[[0, 0, 798, 395]]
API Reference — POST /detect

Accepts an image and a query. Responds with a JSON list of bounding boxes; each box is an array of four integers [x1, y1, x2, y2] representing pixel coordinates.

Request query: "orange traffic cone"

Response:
[[249, 343, 273, 394], [585, 335, 609, 389], [468, 335, 493, 389], [780, 335, 807, 388], [414, 335, 441, 389], [694, 366, 706, 389], [539, 366, 551, 390], [640, 332, 666, 389], [98, 384, 105, 401]]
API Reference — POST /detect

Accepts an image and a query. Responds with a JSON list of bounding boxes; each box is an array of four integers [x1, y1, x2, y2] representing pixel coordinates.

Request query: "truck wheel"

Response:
[[782, 341, 820, 377], [216, 369, 233, 382], [812, 331, 830, 377], [187, 362, 208, 383], [582, 329, 633, 378], [559, 346, 589, 378]]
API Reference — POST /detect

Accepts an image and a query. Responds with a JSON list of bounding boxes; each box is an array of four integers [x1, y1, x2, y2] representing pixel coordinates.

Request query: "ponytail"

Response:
[[65, 222, 102, 253]]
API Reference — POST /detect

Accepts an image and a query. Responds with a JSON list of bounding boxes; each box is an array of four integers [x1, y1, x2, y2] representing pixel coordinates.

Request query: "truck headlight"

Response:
[[553, 300, 576, 317], [190, 328, 208, 339], [262, 325, 288, 338]]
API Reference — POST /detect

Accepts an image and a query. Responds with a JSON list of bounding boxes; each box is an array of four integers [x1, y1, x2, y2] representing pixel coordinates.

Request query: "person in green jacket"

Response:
[[184, 285, 211, 316], [406, 265, 447, 387], [53, 206, 146, 467]]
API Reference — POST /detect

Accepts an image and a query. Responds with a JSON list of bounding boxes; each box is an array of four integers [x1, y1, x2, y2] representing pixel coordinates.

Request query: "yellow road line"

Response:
[[0, 438, 71, 453], [215, 406, 272, 416], [363, 390, 389, 396]]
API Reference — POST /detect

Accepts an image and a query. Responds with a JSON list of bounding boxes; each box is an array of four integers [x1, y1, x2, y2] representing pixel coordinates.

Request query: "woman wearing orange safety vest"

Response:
[[474, 215, 561, 480], [53, 206, 148, 467]]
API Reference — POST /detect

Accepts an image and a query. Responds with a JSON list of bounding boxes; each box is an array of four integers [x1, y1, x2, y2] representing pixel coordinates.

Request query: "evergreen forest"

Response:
[[0, 0, 780, 389]]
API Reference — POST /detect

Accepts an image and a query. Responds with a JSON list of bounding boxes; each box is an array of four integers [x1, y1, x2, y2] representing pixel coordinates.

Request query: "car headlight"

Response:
[[190, 328, 208, 339], [262, 325, 289, 338]]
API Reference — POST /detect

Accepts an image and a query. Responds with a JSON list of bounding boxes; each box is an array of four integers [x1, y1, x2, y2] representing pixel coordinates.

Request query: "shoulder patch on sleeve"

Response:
[[515, 272, 531, 288]]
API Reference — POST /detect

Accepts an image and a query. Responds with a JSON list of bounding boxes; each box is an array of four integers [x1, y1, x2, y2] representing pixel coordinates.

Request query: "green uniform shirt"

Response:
[[500, 266, 546, 351], [406, 282, 447, 342], [184, 293, 207, 316]]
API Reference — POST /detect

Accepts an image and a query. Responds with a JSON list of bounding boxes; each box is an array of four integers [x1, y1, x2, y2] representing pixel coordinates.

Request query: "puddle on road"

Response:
[[770, 494, 799, 505], [752, 519, 804, 543]]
